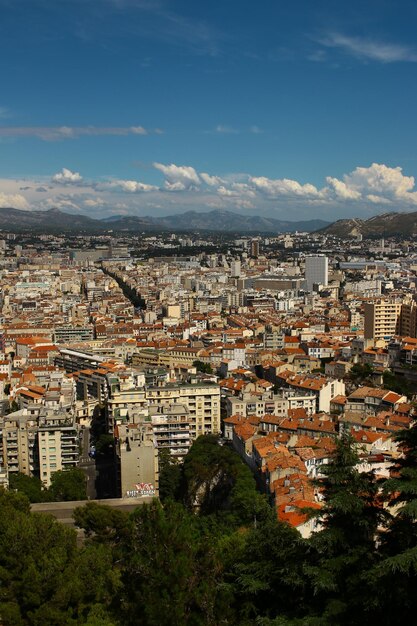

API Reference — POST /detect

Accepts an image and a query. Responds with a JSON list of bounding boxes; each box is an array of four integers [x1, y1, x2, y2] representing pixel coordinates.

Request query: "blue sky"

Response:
[[1, 0, 417, 220]]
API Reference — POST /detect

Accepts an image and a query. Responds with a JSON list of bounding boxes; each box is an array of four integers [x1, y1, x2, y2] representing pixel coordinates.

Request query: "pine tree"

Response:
[[119, 500, 223, 625], [303, 432, 385, 625], [228, 511, 308, 624], [373, 418, 417, 624]]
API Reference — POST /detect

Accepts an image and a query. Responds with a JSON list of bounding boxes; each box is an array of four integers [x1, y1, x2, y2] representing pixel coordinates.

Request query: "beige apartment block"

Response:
[[117, 422, 159, 498], [398, 300, 417, 338], [0, 408, 79, 486], [364, 299, 402, 341], [38, 414, 79, 487], [0, 411, 38, 476], [146, 383, 221, 439]]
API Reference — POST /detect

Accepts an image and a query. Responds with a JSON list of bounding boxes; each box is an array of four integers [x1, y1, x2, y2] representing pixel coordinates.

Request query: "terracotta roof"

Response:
[[383, 391, 403, 404], [277, 499, 321, 528], [234, 421, 257, 441]]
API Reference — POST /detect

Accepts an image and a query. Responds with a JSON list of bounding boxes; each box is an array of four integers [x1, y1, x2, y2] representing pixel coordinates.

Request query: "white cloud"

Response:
[[52, 168, 83, 184], [217, 186, 235, 197], [215, 125, 239, 134], [129, 126, 148, 135], [3, 161, 417, 221], [227, 182, 257, 198], [153, 162, 201, 191], [333, 163, 417, 205], [320, 33, 417, 63], [0, 192, 29, 210], [84, 197, 105, 207], [200, 172, 225, 186], [326, 176, 361, 200], [105, 179, 158, 193], [42, 196, 82, 211], [0, 125, 155, 141], [250, 176, 323, 198], [366, 194, 391, 204]]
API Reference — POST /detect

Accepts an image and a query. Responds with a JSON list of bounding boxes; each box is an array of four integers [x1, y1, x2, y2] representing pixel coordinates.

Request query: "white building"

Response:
[[230, 260, 241, 278]]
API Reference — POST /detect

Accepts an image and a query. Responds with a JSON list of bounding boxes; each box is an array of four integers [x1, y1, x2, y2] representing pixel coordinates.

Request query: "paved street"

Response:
[[78, 427, 97, 500]]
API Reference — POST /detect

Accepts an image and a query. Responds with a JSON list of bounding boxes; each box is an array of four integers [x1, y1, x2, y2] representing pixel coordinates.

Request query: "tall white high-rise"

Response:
[[305, 255, 328, 291], [231, 259, 241, 278]]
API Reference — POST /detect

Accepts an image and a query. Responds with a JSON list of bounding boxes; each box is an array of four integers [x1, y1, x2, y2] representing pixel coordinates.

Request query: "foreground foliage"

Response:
[[10, 468, 87, 503], [2, 433, 417, 625]]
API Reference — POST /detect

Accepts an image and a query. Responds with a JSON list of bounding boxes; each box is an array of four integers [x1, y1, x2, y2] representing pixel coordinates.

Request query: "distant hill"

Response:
[[318, 211, 417, 238], [0, 207, 329, 234], [0, 207, 102, 233], [153, 210, 329, 233]]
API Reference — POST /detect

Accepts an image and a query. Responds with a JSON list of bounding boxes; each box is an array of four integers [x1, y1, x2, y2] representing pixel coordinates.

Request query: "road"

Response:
[[78, 427, 97, 500]]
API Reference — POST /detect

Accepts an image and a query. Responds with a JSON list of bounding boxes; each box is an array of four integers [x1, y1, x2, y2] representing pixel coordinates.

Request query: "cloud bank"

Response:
[[1, 162, 417, 220]]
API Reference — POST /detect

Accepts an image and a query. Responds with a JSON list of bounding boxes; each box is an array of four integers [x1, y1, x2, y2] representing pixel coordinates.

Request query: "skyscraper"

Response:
[[250, 239, 260, 258], [305, 255, 328, 292]]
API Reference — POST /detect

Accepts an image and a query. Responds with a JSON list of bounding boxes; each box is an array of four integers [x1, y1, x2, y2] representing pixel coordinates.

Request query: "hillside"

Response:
[[0, 208, 103, 233], [318, 211, 417, 237], [0, 207, 329, 234]]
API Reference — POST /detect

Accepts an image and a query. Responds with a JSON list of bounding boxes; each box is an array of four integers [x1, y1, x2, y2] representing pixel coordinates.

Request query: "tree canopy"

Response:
[[3, 432, 417, 625], [48, 468, 87, 502], [10, 469, 87, 503]]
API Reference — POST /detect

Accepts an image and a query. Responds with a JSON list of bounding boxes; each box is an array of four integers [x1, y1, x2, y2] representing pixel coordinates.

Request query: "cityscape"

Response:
[[2, 0, 417, 623], [1, 225, 417, 507]]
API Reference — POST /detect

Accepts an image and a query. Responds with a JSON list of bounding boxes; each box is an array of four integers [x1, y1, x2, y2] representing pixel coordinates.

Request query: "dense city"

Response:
[[0, 228, 414, 504], [1, 226, 417, 624]]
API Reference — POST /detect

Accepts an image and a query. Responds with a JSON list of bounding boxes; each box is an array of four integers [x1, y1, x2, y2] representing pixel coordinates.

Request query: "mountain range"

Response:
[[2, 206, 416, 237], [318, 211, 417, 238], [0, 207, 329, 234]]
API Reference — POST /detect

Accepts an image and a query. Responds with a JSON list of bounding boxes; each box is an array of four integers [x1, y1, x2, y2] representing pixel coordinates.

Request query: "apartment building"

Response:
[[38, 411, 79, 486], [0, 407, 79, 486], [364, 299, 402, 341], [345, 386, 407, 416], [398, 300, 417, 338], [54, 347, 107, 373], [53, 326, 94, 343], [276, 372, 345, 413], [149, 404, 191, 458], [146, 382, 221, 438], [116, 422, 159, 498], [226, 389, 317, 419], [0, 410, 38, 476], [263, 326, 285, 350]]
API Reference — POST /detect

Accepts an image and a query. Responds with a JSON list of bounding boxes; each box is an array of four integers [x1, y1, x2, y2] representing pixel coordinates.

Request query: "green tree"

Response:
[[0, 489, 120, 625], [158, 447, 182, 503], [228, 512, 309, 624], [48, 468, 87, 502], [120, 500, 222, 626], [73, 502, 131, 547], [95, 434, 115, 457], [9, 472, 50, 503], [180, 435, 270, 528], [382, 370, 411, 397], [193, 360, 213, 374], [350, 362, 374, 384], [304, 433, 385, 625], [373, 419, 417, 623]]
